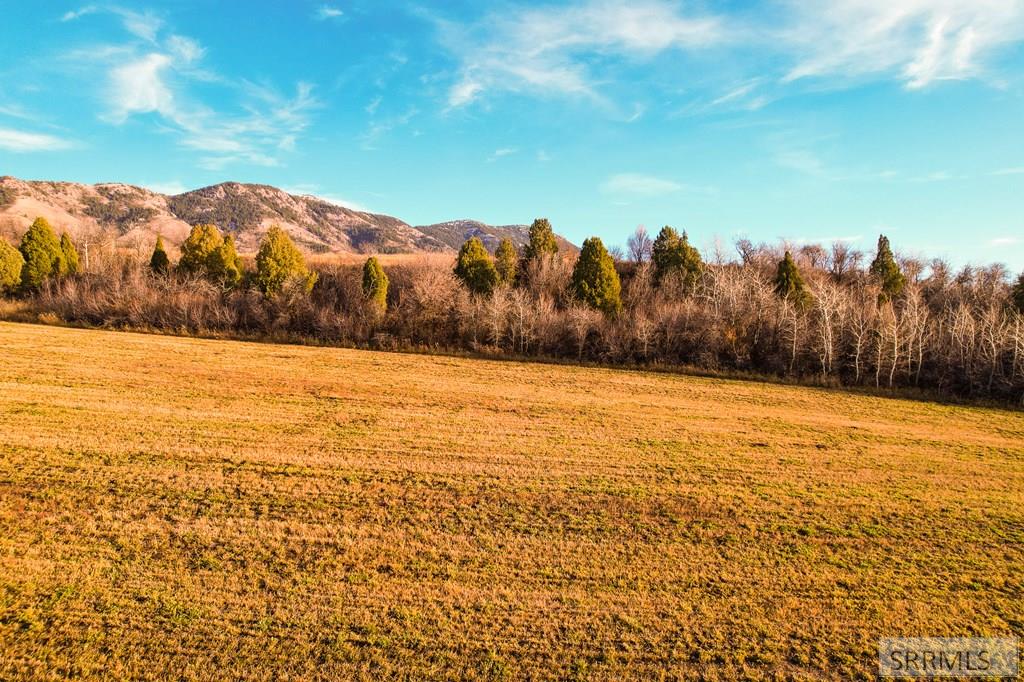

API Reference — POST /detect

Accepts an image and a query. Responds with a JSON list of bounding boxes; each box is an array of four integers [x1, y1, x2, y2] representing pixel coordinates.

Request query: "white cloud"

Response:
[[487, 147, 517, 162], [435, 1, 1024, 113], [601, 173, 683, 197], [992, 166, 1024, 176], [360, 108, 418, 150], [85, 21, 317, 169], [781, 0, 1024, 89], [908, 170, 965, 182], [989, 236, 1020, 246], [440, 0, 725, 108], [59, 6, 162, 42], [118, 9, 164, 43], [708, 79, 772, 112], [315, 6, 344, 21], [108, 53, 175, 122], [0, 127, 74, 152], [61, 5, 98, 22], [50, 5, 318, 169], [775, 150, 828, 177], [142, 181, 189, 195], [447, 80, 483, 108], [284, 185, 369, 212], [0, 103, 39, 122], [625, 103, 646, 123], [710, 80, 759, 107], [166, 35, 204, 64], [318, 195, 368, 212]]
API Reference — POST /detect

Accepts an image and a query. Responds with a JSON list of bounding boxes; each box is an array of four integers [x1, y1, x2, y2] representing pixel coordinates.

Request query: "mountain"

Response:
[[0, 177, 576, 255], [414, 219, 578, 254]]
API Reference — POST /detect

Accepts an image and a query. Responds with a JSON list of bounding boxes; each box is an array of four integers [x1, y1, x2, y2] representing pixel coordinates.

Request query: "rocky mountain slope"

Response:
[[414, 219, 578, 254], [0, 176, 576, 255]]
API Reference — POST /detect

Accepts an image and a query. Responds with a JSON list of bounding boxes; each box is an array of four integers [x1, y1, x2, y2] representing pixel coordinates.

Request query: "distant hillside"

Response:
[[415, 219, 579, 254], [0, 176, 576, 256]]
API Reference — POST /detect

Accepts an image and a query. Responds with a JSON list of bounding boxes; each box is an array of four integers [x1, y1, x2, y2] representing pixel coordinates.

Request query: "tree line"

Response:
[[3, 216, 1024, 403]]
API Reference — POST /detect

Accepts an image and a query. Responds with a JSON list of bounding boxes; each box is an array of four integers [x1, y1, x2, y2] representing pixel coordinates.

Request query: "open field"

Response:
[[1, 322, 1022, 680], [305, 251, 456, 268]]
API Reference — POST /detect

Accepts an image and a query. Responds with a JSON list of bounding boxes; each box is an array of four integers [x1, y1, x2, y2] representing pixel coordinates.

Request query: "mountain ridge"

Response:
[[0, 176, 577, 256]]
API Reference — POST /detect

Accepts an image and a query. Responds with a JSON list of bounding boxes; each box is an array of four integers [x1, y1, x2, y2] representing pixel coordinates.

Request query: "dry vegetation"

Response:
[[1, 322, 1022, 680]]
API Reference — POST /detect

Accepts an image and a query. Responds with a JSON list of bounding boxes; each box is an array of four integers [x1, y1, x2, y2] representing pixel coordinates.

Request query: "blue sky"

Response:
[[1, 1, 1022, 268]]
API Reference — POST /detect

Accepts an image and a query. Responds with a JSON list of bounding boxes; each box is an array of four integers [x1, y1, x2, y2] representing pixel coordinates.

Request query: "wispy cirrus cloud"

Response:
[[64, 8, 317, 169], [780, 0, 1024, 89], [283, 184, 370, 212], [0, 127, 75, 152], [436, 0, 1024, 114], [314, 5, 344, 21], [487, 147, 517, 162], [438, 0, 725, 109], [360, 107, 418, 150], [601, 173, 683, 197], [62, 6, 164, 42], [141, 180, 189, 195], [60, 5, 99, 22]]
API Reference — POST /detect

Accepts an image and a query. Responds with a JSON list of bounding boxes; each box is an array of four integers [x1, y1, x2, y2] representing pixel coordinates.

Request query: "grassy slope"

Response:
[[0, 322, 1021, 681]]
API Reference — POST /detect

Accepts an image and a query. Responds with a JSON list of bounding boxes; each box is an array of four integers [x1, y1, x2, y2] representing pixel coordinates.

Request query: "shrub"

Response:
[[454, 237, 498, 295], [0, 240, 24, 293], [651, 225, 702, 288], [150, 236, 170, 275], [571, 237, 621, 316], [362, 256, 389, 314], [255, 225, 315, 295], [495, 238, 518, 285], [869, 235, 906, 301], [19, 217, 64, 288], [523, 218, 558, 261], [0, 185, 16, 209], [59, 233, 80, 275], [1012, 272, 1024, 314], [774, 251, 811, 306]]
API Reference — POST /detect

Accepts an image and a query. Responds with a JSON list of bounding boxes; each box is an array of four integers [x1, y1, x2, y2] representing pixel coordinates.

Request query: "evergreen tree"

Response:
[[454, 236, 499, 295], [523, 218, 558, 261], [18, 217, 63, 288], [178, 224, 224, 276], [0, 240, 24, 294], [494, 238, 518, 285], [255, 225, 315, 295], [177, 225, 243, 286], [150, 236, 170, 275], [651, 225, 702, 288], [869, 234, 906, 301], [571, 237, 622, 316], [211, 234, 243, 287], [362, 256, 389, 314], [774, 251, 811, 306], [1012, 272, 1024, 314], [59, 233, 80, 275]]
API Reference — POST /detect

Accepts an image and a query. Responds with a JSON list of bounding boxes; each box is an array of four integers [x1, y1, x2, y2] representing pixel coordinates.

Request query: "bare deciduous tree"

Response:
[[627, 225, 652, 264]]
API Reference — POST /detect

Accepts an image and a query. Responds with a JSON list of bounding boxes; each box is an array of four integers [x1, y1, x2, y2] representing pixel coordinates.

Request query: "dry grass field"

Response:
[[305, 251, 456, 268], [1, 322, 1022, 680]]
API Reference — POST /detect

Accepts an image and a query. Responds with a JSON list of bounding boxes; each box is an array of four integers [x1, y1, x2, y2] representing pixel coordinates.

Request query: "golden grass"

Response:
[[305, 252, 455, 268], [0, 321, 1021, 680]]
